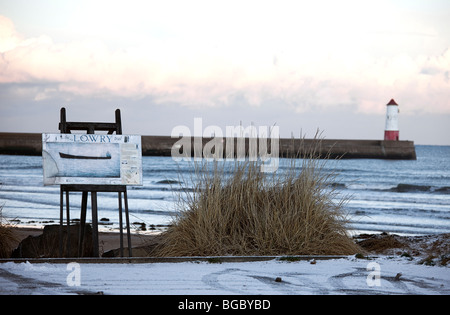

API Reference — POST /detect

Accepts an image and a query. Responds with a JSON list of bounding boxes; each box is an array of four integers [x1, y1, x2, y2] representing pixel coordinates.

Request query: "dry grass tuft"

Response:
[[0, 205, 18, 258], [153, 139, 360, 257]]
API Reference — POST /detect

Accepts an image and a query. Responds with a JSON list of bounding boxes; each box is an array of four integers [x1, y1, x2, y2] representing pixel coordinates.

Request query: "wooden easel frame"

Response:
[[58, 107, 132, 257]]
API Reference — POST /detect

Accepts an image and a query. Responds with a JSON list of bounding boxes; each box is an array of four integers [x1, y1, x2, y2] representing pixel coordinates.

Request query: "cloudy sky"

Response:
[[1, 0, 449, 144]]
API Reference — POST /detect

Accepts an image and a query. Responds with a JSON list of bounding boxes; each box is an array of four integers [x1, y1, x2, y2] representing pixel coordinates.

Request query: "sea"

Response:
[[0, 145, 449, 236]]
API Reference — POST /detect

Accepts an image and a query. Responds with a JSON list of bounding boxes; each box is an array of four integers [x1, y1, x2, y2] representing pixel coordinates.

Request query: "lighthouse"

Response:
[[384, 99, 399, 141]]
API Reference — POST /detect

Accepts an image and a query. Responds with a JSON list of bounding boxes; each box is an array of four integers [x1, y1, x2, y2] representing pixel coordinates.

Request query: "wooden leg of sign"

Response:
[[124, 190, 132, 257], [118, 192, 124, 257], [78, 191, 88, 257], [91, 191, 99, 257], [65, 191, 70, 257], [59, 187, 63, 257]]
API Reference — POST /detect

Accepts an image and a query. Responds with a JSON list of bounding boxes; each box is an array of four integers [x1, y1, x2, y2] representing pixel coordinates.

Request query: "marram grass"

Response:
[[0, 206, 17, 258], [154, 141, 360, 257]]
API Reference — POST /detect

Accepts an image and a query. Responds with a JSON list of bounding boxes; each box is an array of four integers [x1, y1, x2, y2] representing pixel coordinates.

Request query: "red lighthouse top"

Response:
[[387, 99, 398, 106]]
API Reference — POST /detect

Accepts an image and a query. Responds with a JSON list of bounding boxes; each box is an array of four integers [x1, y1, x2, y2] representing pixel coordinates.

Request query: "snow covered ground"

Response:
[[1, 256, 449, 295]]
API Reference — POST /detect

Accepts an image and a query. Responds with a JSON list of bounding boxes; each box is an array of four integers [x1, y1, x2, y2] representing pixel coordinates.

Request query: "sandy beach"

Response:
[[7, 225, 450, 262]]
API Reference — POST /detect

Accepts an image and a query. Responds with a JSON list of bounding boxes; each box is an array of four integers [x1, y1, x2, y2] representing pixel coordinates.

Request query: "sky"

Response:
[[0, 0, 449, 145]]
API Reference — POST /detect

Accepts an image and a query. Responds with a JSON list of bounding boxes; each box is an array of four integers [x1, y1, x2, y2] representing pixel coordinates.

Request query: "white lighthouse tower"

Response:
[[384, 99, 399, 141]]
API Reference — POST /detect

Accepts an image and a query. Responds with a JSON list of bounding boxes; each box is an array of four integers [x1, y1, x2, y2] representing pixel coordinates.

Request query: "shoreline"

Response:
[[8, 220, 438, 238], [6, 225, 449, 265]]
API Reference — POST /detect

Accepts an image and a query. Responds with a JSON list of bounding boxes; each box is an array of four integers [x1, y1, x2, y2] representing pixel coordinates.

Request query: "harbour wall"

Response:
[[0, 132, 417, 160]]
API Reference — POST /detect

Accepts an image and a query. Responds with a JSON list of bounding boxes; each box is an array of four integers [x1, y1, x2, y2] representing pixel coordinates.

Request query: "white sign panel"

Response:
[[42, 133, 142, 186]]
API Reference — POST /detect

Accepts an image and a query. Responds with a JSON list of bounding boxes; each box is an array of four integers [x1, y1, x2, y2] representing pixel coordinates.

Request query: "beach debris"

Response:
[[275, 277, 282, 282], [99, 218, 112, 225], [394, 273, 402, 281], [133, 222, 147, 231]]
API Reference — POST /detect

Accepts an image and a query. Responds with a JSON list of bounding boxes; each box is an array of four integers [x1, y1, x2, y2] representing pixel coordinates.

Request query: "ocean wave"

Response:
[[435, 186, 450, 194], [390, 184, 431, 192], [329, 182, 450, 195]]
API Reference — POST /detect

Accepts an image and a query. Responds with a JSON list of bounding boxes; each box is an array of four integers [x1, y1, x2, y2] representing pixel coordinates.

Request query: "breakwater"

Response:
[[0, 132, 416, 160]]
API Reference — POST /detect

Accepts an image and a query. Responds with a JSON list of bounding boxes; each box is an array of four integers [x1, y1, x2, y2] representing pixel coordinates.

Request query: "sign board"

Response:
[[42, 133, 142, 186]]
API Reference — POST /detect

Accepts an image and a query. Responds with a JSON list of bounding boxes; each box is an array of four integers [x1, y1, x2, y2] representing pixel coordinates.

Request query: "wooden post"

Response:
[[124, 190, 132, 257], [59, 187, 63, 257], [91, 191, 99, 257], [59, 107, 67, 133], [78, 191, 88, 257], [115, 109, 122, 135], [65, 190, 70, 256], [118, 192, 124, 257]]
